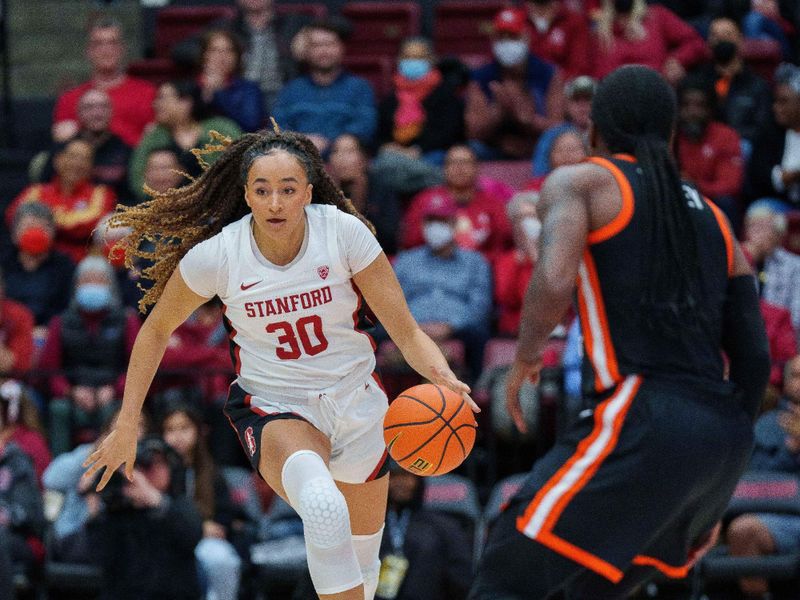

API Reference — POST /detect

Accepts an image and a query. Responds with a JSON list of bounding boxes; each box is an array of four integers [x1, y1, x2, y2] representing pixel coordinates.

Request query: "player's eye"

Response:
[[255, 188, 269, 196], [282, 187, 295, 195]]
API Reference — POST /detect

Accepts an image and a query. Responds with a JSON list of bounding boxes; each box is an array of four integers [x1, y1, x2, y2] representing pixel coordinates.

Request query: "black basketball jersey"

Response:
[[578, 154, 735, 395]]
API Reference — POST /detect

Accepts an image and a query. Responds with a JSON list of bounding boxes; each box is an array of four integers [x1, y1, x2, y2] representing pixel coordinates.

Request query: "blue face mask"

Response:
[[398, 58, 431, 81], [76, 284, 111, 312]]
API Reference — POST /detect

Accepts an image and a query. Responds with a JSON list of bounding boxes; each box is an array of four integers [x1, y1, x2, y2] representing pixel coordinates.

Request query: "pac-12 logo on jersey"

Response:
[[244, 426, 257, 456], [317, 265, 329, 280]]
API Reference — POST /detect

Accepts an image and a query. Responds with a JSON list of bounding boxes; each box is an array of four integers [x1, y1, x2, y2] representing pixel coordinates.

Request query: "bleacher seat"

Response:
[[343, 55, 395, 99], [434, 1, 508, 59], [341, 2, 421, 59], [127, 58, 183, 87], [474, 472, 527, 564], [478, 160, 532, 192], [222, 466, 264, 525], [785, 210, 800, 255], [153, 6, 237, 59], [275, 2, 327, 19], [692, 471, 800, 598], [423, 472, 482, 525], [741, 38, 782, 84]]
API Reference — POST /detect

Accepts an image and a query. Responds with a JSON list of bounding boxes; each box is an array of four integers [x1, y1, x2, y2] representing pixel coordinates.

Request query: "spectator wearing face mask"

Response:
[[675, 75, 744, 226], [377, 37, 464, 166], [466, 8, 564, 160], [493, 197, 542, 337], [39, 256, 141, 454], [7, 138, 117, 264], [1, 201, 75, 328], [692, 18, 773, 160], [393, 195, 492, 381], [523, 0, 592, 79], [88, 213, 145, 312]]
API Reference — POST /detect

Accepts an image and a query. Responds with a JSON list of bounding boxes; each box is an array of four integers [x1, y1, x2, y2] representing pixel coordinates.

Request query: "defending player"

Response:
[[83, 126, 477, 600], [470, 65, 770, 599]]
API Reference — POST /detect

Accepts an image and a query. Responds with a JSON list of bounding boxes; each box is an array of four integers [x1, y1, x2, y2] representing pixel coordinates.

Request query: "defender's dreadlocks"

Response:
[[591, 65, 705, 336], [110, 125, 374, 312]]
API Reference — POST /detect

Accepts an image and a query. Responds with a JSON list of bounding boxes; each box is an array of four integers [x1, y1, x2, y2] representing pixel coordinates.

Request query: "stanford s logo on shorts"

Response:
[[317, 265, 329, 280], [245, 426, 257, 456]]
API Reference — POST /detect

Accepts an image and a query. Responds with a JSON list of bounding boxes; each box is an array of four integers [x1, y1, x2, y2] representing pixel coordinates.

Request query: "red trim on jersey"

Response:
[[366, 449, 389, 481], [350, 281, 377, 351], [371, 371, 388, 396], [222, 306, 242, 375]]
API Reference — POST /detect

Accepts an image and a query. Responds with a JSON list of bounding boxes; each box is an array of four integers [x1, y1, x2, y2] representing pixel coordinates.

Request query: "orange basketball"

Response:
[[383, 383, 477, 476]]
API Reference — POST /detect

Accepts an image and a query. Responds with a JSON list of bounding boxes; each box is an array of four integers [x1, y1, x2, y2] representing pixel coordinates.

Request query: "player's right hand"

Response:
[[82, 425, 138, 492], [506, 357, 542, 434]]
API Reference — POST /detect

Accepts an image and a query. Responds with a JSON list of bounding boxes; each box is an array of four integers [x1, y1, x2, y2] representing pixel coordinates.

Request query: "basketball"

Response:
[[383, 383, 477, 476]]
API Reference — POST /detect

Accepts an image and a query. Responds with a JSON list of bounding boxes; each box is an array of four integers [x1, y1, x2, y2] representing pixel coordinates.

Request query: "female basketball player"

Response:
[[82, 127, 478, 600]]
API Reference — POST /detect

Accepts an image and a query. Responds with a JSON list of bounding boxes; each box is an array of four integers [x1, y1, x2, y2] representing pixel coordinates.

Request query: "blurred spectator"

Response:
[[592, 0, 706, 85], [466, 8, 564, 160], [40, 256, 141, 454], [0, 389, 45, 599], [129, 80, 241, 203], [88, 436, 204, 600], [328, 134, 402, 255], [89, 214, 144, 312], [374, 463, 472, 600], [273, 19, 377, 154], [378, 37, 464, 166], [693, 17, 773, 157], [743, 0, 796, 60], [726, 355, 800, 599], [159, 401, 242, 600], [172, 0, 308, 114], [761, 301, 798, 389], [52, 17, 156, 147], [394, 195, 492, 380], [493, 196, 541, 336], [0, 267, 34, 378], [0, 381, 50, 486], [142, 147, 186, 195], [675, 76, 744, 225], [528, 127, 588, 190], [402, 145, 513, 260], [7, 138, 117, 263], [522, 0, 592, 79], [197, 29, 264, 132], [748, 63, 800, 208], [1, 202, 75, 327], [531, 75, 595, 177], [742, 201, 800, 337]]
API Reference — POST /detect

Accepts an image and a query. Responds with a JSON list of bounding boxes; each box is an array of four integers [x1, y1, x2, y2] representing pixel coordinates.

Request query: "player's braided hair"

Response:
[[109, 123, 374, 312], [591, 65, 705, 337]]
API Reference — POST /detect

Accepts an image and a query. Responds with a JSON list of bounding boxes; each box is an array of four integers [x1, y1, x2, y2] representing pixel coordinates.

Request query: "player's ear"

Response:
[[243, 184, 253, 209], [304, 183, 313, 206]]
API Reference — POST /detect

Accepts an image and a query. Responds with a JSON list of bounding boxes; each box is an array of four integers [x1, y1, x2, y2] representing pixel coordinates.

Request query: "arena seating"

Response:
[[342, 55, 395, 100], [741, 39, 783, 84], [433, 1, 508, 59], [275, 2, 327, 19], [478, 161, 532, 192], [153, 5, 237, 59], [341, 2, 421, 60], [127, 57, 183, 87], [786, 210, 800, 255]]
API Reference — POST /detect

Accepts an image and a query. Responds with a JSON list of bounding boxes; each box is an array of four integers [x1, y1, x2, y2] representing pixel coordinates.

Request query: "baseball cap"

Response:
[[493, 8, 527, 36], [421, 194, 458, 219], [565, 75, 597, 99]]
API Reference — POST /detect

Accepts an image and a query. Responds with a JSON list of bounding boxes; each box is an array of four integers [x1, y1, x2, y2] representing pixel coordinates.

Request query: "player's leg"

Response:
[[727, 514, 778, 597], [338, 475, 389, 600], [257, 419, 365, 600]]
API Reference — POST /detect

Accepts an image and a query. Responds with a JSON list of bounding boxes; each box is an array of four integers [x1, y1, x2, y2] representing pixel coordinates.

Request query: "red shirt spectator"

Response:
[[761, 301, 798, 389], [0, 381, 52, 486], [524, 0, 593, 78], [52, 19, 155, 146], [494, 250, 535, 336], [0, 299, 34, 375], [8, 428, 51, 486], [592, 4, 706, 84], [7, 139, 117, 263], [677, 121, 743, 200]]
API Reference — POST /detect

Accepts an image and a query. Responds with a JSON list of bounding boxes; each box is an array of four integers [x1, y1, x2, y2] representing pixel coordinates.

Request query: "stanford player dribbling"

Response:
[[83, 126, 478, 600]]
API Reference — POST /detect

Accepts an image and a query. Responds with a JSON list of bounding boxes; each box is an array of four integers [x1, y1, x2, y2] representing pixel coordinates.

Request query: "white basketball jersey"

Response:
[[190, 205, 378, 399]]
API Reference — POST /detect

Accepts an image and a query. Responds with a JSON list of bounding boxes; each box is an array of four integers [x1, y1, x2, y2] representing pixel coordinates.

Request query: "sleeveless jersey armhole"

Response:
[[704, 199, 735, 277], [585, 157, 636, 245]]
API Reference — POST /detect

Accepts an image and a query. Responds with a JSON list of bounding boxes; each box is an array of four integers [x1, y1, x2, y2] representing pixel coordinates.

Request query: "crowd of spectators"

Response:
[[0, 0, 800, 598]]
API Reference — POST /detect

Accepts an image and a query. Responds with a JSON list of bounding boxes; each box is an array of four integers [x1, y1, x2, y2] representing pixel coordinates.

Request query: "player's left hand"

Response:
[[506, 357, 542, 434], [429, 366, 480, 414]]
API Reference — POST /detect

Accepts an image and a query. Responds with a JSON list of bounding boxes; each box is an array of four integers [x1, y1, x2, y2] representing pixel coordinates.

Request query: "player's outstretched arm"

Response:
[[353, 254, 479, 412], [82, 268, 209, 491]]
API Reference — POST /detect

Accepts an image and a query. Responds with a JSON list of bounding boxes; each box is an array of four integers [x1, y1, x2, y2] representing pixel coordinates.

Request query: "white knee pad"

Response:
[[352, 526, 383, 600], [281, 450, 363, 595]]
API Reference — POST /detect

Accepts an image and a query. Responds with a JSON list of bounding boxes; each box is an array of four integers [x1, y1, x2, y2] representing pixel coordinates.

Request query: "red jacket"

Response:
[[7, 180, 117, 263], [401, 186, 513, 260], [8, 427, 51, 487], [592, 5, 706, 80], [527, 5, 593, 78], [676, 121, 744, 201], [760, 301, 797, 389], [493, 249, 535, 336], [53, 76, 156, 146], [0, 300, 34, 375]]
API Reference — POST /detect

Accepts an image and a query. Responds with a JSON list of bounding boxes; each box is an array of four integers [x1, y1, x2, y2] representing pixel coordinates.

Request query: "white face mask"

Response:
[[493, 39, 529, 67], [521, 216, 542, 240], [423, 221, 455, 250]]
